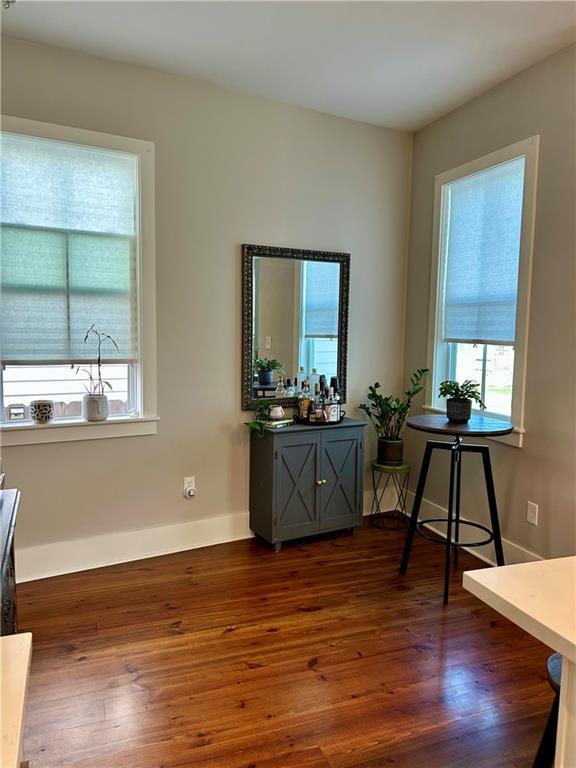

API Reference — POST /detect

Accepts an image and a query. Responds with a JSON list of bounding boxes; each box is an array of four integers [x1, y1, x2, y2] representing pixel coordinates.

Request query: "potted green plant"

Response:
[[76, 324, 119, 422], [245, 400, 274, 437], [359, 368, 428, 465], [254, 354, 283, 386], [438, 379, 486, 423]]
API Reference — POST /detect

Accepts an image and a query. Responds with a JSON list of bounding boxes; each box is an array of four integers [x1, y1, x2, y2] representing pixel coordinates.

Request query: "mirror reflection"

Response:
[[252, 257, 341, 400]]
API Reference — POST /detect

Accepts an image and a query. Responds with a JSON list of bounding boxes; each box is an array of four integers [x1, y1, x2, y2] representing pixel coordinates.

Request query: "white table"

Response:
[[0, 632, 32, 768], [463, 557, 576, 768]]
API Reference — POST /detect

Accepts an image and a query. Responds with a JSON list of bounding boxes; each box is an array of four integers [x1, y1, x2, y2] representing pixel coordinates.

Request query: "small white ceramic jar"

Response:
[[268, 405, 285, 421]]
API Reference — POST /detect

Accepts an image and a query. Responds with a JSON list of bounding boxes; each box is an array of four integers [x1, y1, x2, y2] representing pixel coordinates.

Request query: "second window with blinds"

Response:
[[1, 117, 156, 437], [426, 136, 540, 446], [299, 260, 340, 381]]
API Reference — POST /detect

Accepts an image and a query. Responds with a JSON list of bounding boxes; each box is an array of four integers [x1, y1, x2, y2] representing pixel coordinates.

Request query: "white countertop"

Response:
[[463, 556, 576, 662], [0, 632, 32, 768]]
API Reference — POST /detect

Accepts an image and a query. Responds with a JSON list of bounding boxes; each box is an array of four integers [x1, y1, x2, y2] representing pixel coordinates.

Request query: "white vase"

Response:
[[83, 394, 109, 422]]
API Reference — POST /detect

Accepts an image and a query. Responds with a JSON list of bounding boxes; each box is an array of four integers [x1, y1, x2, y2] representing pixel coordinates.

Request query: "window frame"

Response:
[[425, 136, 540, 448], [0, 115, 157, 445]]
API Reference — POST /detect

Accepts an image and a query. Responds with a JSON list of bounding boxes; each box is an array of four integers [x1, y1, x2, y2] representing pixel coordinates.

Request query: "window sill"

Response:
[[421, 405, 524, 448], [1, 416, 159, 447]]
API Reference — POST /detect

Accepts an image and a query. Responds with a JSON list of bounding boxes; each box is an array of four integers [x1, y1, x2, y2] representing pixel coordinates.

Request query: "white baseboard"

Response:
[[16, 511, 253, 583], [16, 493, 541, 584], [406, 492, 541, 566]]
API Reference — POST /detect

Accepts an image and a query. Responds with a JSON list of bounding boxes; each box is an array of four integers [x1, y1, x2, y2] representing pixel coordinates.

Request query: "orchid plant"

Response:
[[76, 324, 120, 396]]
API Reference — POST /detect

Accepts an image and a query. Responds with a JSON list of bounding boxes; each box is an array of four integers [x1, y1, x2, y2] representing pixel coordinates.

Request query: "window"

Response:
[[299, 260, 339, 379], [427, 136, 539, 447], [0, 116, 156, 445]]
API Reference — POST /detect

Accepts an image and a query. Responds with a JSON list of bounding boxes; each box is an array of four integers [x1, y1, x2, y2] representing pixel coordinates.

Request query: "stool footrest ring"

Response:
[[416, 518, 494, 548]]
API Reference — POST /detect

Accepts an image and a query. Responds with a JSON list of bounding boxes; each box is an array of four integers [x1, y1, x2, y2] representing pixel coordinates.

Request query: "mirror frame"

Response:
[[242, 243, 350, 411]]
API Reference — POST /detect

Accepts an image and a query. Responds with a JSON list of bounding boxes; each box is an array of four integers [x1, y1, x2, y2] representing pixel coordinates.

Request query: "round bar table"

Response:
[[399, 413, 513, 604]]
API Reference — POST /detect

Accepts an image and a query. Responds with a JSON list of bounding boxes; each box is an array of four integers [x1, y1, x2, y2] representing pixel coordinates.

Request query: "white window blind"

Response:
[[303, 260, 340, 338], [1, 133, 139, 364], [442, 156, 525, 345]]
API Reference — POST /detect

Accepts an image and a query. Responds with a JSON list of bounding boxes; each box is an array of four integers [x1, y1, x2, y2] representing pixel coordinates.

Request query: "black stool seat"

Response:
[[532, 653, 563, 768], [547, 652, 562, 692]]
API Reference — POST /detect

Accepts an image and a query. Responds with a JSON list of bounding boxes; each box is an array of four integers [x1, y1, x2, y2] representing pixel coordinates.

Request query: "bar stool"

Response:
[[399, 413, 513, 603], [370, 461, 409, 529], [532, 653, 562, 768]]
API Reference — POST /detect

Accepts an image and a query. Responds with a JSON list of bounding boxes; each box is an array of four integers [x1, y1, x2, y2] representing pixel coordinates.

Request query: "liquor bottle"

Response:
[[296, 367, 307, 388], [310, 384, 324, 423], [309, 368, 320, 390], [285, 378, 293, 396], [324, 387, 340, 423], [319, 374, 327, 393], [330, 377, 342, 405], [298, 380, 311, 420], [274, 377, 287, 397]]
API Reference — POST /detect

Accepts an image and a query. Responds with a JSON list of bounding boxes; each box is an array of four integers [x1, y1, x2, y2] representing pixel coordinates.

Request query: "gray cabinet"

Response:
[[249, 418, 366, 550]]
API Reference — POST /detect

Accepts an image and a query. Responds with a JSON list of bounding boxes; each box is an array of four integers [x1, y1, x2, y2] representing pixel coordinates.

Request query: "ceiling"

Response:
[[3, 1, 575, 130]]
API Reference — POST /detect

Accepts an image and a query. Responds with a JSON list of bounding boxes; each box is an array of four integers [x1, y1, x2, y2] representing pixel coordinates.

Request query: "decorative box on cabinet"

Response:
[[249, 418, 366, 551]]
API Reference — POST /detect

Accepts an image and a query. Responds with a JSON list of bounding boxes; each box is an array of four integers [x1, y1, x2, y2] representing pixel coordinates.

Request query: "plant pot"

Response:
[[258, 370, 274, 386], [83, 394, 109, 422], [377, 437, 404, 466], [446, 398, 472, 423], [30, 399, 54, 424]]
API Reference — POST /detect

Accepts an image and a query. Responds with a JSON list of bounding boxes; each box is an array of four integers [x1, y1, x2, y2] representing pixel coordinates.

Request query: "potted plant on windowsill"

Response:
[[438, 379, 485, 423], [76, 324, 119, 422], [254, 354, 283, 386], [359, 368, 428, 465]]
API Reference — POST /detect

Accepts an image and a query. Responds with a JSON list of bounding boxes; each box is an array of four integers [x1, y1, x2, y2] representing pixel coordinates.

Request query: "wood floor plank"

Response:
[[19, 523, 552, 767]]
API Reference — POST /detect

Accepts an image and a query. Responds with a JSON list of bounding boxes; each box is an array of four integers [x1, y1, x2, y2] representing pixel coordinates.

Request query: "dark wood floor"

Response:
[[19, 522, 553, 768]]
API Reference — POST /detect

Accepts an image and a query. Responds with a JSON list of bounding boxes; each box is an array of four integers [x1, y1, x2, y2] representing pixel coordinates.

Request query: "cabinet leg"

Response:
[[273, 542, 282, 553], [350, 526, 359, 536]]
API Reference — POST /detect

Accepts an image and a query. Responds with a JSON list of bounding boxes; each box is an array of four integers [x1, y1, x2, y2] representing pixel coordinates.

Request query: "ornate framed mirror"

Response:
[[242, 244, 350, 410]]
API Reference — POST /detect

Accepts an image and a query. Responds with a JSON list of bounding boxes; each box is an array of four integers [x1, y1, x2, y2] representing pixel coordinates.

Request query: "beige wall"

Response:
[[1, 38, 412, 553], [404, 44, 576, 560]]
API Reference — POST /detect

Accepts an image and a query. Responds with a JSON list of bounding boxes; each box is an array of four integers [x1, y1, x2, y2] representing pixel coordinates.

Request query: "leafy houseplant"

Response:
[[359, 369, 428, 465], [254, 353, 284, 386], [76, 324, 119, 422], [438, 379, 486, 423], [246, 400, 274, 437]]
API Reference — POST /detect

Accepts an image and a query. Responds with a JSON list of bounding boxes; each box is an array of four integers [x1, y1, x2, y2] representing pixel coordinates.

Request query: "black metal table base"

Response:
[[399, 436, 505, 604]]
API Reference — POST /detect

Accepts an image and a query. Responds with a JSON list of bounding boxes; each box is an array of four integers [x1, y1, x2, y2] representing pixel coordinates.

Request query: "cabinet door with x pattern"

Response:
[[319, 428, 363, 530], [275, 432, 321, 539]]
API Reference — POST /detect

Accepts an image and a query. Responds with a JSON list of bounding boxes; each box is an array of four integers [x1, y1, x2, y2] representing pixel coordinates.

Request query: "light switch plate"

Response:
[[526, 501, 539, 526]]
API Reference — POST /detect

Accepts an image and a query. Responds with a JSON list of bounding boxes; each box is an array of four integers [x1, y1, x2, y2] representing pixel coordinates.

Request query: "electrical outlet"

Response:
[[526, 501, 539, 526], [184, 476, 196, 499]]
